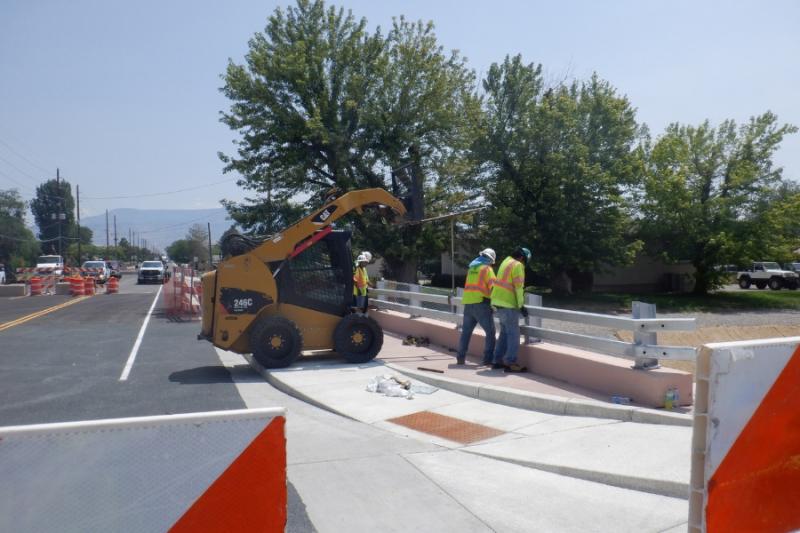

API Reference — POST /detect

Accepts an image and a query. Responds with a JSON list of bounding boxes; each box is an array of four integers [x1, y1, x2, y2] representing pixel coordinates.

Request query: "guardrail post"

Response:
[[524, 293, 542, 344], [375, 280, 385, 302], [409, 283, 421, 311], [632, 301, 660, 370], [454, 287, 464, 329]]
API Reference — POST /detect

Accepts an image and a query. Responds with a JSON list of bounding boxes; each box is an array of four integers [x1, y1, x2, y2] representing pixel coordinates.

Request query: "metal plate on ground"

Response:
[[387, 411, 504, 444]]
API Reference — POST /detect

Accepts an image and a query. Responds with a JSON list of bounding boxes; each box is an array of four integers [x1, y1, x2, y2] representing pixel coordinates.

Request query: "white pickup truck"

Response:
[[738, 262, 799, 290], [36, 255, 64, 276]]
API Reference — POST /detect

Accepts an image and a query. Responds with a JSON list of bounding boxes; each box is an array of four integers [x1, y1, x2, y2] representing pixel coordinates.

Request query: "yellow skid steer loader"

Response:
[[199, 188, 407, 368]]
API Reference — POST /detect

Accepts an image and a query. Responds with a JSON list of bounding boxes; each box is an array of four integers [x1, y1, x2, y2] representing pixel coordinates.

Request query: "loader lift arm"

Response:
[[250, 188, 407, 264]]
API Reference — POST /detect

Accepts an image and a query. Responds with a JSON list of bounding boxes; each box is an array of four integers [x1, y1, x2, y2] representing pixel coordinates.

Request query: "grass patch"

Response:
[[533, 289, 800, 313]]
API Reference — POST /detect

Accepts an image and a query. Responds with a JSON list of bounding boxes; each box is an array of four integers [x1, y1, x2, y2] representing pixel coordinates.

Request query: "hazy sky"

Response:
[[1, 0, 798, 219]]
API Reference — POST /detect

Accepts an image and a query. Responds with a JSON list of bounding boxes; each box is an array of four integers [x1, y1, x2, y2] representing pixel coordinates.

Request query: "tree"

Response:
[[30, 178, 76, 256], [166, 240, 193, 264], [0, 188, 39, 267], [167, 224, 210, 265], [477, 56, 644, 294], [219, 0, 479, 281], [639, 112, 797, 294]]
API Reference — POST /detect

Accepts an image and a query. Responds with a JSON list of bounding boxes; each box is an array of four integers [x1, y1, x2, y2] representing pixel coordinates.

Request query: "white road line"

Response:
[[119, 285, 163, 381]]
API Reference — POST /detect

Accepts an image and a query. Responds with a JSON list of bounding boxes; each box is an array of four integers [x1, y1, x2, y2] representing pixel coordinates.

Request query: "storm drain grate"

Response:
[[387, 411, 505, 444]]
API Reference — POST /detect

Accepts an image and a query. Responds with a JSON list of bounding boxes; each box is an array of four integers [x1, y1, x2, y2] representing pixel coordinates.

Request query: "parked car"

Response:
[[738, 262, 799, 290], [784, 262, 800, 273], [81, 260, 111, 284], [138, 261, 166, 284]]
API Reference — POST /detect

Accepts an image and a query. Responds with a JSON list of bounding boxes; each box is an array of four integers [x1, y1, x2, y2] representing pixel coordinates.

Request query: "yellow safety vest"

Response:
[[353, 266, 369, 296], [490, 257, 525, 308], [462, 264, 496, 304]]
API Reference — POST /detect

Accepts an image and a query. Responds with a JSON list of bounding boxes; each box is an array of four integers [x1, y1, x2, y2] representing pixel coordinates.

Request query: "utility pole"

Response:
[[207, 222, 213, 267], [105, 209, 109, 252], [56, 168, 62, 257], [76, 184, 81, 264], [113, 215, 117, 248]]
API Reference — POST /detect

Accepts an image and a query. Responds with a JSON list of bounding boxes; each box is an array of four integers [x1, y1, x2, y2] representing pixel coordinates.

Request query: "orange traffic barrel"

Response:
[[30, 277, 43, 296], [106, 276, 119, 294], [70, 277, 85, 296], [83, 277, 95, 296]]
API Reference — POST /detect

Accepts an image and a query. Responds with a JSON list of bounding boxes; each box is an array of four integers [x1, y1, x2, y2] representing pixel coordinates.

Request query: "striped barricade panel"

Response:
[[689, 337, 800, 532], [0, 407, 287, 532]]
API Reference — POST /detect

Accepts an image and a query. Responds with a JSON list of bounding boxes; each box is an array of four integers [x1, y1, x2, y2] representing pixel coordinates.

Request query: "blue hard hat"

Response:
[[520, 247, 532, 261]]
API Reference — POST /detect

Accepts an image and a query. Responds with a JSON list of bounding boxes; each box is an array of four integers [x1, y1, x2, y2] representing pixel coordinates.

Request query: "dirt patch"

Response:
[[616, 325, 800, 374]]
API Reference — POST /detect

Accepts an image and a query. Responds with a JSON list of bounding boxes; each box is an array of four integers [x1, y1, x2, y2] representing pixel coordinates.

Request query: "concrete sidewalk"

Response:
[[245, 346, 692, 500], [377, 333, 693, 426]]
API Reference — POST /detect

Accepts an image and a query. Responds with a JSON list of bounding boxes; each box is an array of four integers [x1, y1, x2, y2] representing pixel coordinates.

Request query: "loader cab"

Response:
[[271, 230, 354, 316]]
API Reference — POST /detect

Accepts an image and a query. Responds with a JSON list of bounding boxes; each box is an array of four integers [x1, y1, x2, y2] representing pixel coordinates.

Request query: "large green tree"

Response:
[[639, 112, 797, 294], [219, 0, 479, 281], [477, 55, 644, 294], [30, 178, 76, 256], [0, 188, 40, 267]]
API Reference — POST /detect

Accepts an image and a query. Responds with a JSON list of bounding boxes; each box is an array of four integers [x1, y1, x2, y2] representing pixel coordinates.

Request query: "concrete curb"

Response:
[[242, 353, 359, 422], [461, 449, 690, 499], [385, 363, 693, 427]]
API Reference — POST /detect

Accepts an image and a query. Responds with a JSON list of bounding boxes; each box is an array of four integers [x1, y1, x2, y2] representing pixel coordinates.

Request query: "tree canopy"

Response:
[[217, 0, 798, 291], [0, 188, 39, 267], [477, 56, 644, 293], [219, 0, 479, 280], [30, 178, 77, 256], [639, 112, 798, 293]]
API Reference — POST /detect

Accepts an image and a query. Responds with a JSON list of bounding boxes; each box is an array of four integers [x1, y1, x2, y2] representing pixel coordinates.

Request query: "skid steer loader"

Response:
[[199, 188, 407, 368]]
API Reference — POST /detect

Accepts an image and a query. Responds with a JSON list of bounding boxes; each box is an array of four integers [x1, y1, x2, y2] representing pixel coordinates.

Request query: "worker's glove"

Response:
[[520, 306, 529, 318]]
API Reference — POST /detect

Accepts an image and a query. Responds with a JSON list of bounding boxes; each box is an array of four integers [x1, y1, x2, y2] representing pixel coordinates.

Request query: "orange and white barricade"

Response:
[[0, 407, 287, 532], [689, 337, 800, 532], [29, 277, 43, 296], [69, 277, 84, 296], [83, 277, 95, 295], [105, 276, 119, 294]]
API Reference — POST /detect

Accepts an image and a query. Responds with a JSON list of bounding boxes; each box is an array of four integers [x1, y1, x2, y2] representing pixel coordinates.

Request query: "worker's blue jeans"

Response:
[[456, 301, 495, 362], [493, 307, 521, 365]]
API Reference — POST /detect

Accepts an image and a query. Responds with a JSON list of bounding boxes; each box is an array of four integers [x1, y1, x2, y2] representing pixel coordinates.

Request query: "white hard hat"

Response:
[[356, 254, 368, 263], [361, 251, 373, 262], [479, 248, 496, 263]]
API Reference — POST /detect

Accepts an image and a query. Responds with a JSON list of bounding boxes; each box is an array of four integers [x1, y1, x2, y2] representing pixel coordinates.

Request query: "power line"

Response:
[[0, 153, 43, 184], [0, 138, 53, 175], [81, 178, 236, 200]]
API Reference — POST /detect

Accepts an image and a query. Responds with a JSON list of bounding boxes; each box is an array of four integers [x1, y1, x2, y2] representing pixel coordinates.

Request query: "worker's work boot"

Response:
[[456, 357, 465, 365], [504, 363, 528, 373]]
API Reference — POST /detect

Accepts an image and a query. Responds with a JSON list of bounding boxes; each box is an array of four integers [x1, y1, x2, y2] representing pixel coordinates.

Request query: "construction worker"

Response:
[[490, 246, 532, 372], [455, 248, 497, 365], [353, 253, 370, 312]]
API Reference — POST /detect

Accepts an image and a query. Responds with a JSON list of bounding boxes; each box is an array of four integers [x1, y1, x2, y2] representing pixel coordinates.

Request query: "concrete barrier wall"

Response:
[[373, 309, 692, 408], [0, 408, 287, 532], [0, 284, 27, 297], [689, 337, 800, 532]]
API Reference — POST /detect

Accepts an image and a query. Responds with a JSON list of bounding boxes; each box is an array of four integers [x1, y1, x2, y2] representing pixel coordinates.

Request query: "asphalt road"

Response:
[[0, 275, 245, 425]]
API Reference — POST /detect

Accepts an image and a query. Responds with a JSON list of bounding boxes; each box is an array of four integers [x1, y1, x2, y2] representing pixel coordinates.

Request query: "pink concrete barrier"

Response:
[[372, 309, 692, 408]]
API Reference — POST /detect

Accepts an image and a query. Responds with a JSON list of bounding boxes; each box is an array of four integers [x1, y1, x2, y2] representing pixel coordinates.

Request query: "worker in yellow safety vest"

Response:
[[489, 246, 531, 373], [455, 248, 497, 365], [353, 252, 370, 312]]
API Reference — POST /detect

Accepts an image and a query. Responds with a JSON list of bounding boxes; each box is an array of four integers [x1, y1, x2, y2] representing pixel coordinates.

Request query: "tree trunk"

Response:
[[551, 270, 573, 296], [692, 263, 711, 295], [385, 257, 418, 283]]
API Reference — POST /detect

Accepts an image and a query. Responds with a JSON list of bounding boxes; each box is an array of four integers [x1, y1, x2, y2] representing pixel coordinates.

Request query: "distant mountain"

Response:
[[80, 208, 233, 251]]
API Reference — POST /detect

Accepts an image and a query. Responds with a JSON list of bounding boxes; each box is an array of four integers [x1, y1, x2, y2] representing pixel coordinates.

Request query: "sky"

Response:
[[1, 0, 798, 220]]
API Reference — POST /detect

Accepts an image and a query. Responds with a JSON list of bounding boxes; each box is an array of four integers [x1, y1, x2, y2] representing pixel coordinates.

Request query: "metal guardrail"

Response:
[[371, 282, 697, 368]]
